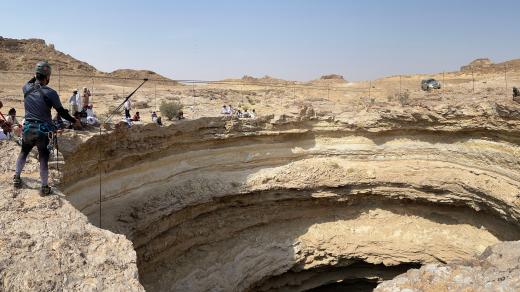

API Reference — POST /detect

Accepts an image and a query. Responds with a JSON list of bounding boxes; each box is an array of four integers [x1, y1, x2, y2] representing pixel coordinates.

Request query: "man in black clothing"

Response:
[[13, 61, 81, 195], [514, 87, 520, 98]]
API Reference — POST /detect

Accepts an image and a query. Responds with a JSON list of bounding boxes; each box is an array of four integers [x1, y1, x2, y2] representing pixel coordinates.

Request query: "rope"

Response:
[[97, 78, 149, 228], [0, 70, 382, 93]]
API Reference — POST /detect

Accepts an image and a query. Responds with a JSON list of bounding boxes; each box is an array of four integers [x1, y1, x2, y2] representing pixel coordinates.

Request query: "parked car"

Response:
[[421, 79, 441, 91]]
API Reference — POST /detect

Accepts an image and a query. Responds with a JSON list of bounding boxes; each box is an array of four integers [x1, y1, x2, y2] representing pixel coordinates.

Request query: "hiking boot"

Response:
[[13, 175, 22, 188], [41, 185, 52, 196]]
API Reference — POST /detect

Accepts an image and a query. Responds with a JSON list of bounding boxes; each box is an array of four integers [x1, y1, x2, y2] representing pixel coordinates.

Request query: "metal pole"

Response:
[[471, 66, 475, 93], [505, 64, 508, 96], [154, 81, 157, 111], [369, 80, 372, 99], [91, 75, 95, 106], [192, 82, 195, 119], [399, 75, 402, 95], [58, 66, 61, 97], [278, 84, 285, 108], [98, 128, 102, 228], [442, 71, 445, 98], [241, 84, 245, 106], [122, 86, 125, 118]]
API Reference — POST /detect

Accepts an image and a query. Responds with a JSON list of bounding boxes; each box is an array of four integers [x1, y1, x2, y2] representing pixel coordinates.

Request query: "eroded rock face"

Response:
[[55, 101, 520, 291], [0, 141, 144, 291], [375, 241, 520, 291]]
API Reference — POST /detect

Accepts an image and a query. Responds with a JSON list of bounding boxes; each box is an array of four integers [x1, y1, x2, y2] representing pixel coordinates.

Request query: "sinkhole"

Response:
[[58, 122, 520, 291]]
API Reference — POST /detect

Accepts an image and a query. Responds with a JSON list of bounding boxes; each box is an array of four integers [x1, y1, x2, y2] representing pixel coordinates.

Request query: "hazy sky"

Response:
[[1, 0, 519, 81]]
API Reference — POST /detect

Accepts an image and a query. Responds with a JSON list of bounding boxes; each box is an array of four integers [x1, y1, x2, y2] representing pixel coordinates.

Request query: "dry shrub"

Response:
[[397, 90, 410, 106], [160, 101, 183, 120]]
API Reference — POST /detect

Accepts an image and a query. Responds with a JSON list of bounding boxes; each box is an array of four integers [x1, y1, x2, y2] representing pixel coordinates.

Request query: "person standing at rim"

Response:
[[13, 61, 81, 195], [68, 89, 79, 115], [124, 98, 132, 119], [81, 87, 91, 111]]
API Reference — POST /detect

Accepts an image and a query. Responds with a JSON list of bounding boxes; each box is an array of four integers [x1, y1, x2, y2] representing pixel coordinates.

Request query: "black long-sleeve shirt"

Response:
[[22, 80, 76, 124]]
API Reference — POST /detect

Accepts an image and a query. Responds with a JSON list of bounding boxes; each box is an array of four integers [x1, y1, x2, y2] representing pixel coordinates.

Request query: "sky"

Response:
[[1, 0, 519, 81]]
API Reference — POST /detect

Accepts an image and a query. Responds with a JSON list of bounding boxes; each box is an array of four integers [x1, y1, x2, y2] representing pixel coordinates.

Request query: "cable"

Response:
[[97, 78, 148, 228], [0, 70, 383, 93]]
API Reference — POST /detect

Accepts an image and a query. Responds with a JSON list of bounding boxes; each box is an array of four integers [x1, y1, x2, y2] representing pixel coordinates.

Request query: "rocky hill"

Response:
[[107, 69, 171, 81], [0, 36, 171, 80], [0, 36, 97, 73], [461, 57, 520, 73], [307, 73, 348, 86], [320, 74, 346, 81]]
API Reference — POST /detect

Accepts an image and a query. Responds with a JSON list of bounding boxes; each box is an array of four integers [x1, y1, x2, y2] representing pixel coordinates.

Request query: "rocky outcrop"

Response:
[[56, 100, 520, 291], [375, 241, 520, 291], [460, 57, 520, 73], [0, 142, 144, 291], [0, 37, 172, 80], [0, 37, 98, 73], [320, 74, 346, 82], [4, 96, 520, 291], [107, 69, 172, 81], [461, 58, 494, 71]]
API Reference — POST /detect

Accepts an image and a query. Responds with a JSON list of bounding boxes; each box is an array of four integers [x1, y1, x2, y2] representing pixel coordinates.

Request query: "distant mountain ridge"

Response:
[[461, 58, 520, 72], [0, 36, 171, 81]]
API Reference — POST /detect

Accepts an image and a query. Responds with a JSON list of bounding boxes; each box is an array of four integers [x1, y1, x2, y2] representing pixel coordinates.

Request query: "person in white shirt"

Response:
[[86, 105, 99, 126], [7, 108, 21, 137], [0, 130, 8, 140], [76, 90, 82, 110], [221, 105, 229, 115], [124, 99, 132, 119], [69, 89, 79, 114]]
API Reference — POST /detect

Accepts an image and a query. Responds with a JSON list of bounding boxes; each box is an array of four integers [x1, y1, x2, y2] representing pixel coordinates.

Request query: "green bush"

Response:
[[160, 101, 183, 120]]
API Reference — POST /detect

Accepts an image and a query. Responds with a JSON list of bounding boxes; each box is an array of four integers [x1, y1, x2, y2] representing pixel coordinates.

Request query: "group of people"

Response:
[[123, 99, 157, 127], [221, 105, 256, 119], [151, 111, 163, 125], [122, 100, 166, 127], [0, 102, 22, 141], [67, 87, 99, 126], [123, 99, 149, 127], [68, 87, 91, 114]]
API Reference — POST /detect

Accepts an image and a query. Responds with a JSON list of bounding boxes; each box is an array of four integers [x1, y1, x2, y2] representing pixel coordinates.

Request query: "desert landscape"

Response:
[[2, 37, 519, 124], [2, 36, 520, 292]]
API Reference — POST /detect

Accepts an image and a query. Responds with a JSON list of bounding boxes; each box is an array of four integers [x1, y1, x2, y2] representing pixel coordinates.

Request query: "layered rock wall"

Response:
[[58, 102, 520, 291]]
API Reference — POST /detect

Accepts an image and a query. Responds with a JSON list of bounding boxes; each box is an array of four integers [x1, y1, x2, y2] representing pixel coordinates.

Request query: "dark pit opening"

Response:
[[250, 262, 421, 292], [307, 279, 379, 292]]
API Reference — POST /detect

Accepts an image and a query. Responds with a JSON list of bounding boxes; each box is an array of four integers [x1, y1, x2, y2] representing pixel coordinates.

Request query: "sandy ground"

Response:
[[1, 69, 519, 126]]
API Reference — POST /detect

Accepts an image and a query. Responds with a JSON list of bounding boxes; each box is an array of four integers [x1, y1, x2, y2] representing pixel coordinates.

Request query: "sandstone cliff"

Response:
[[0, 37, 170, 80], [54, 99, 520, 291], [0, 142, 144, 291], [376, 241, 520, 291], [3, 91, 520, 290]]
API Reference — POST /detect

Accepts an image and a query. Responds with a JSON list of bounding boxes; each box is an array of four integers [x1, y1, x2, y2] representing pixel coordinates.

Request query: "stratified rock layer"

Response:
[[57, 101, 520, 291], [375, 241, 520, 291], [0, 140, 144, 291]]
